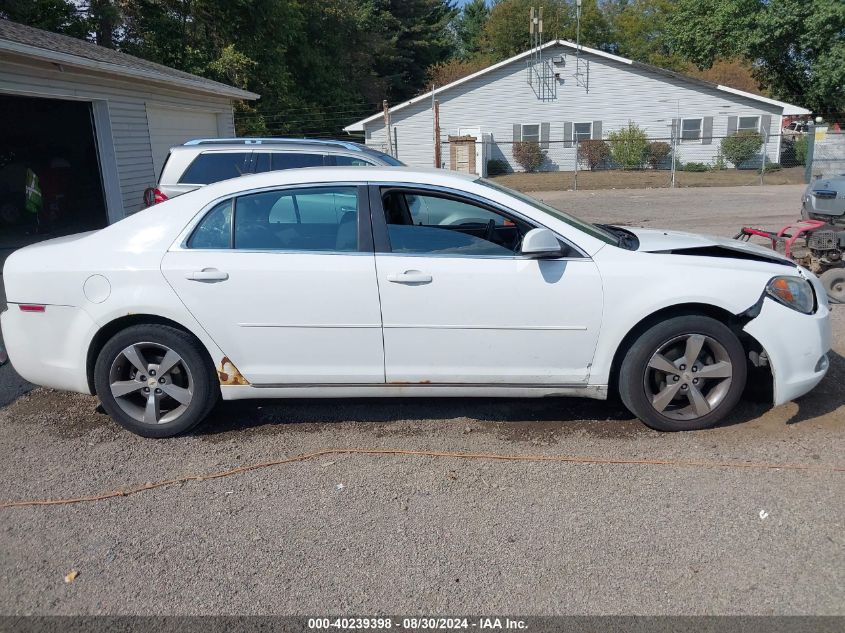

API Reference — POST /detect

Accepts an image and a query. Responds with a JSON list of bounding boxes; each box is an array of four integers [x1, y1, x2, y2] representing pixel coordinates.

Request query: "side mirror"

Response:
[[521, 228, 562, 258]]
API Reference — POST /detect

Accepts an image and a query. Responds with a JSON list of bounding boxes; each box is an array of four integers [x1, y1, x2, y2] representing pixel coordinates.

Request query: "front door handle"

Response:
[[186, 268, 229, 282], [386, 270, 432, 284]]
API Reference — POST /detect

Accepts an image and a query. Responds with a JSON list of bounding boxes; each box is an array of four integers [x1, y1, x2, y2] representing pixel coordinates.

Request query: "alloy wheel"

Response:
[[643, 333, 733, 421], [108, 342, 195, 425]]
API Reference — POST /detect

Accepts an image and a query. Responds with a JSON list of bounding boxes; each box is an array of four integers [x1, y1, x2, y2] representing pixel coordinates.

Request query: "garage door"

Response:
[[146, 106, 221, 177]]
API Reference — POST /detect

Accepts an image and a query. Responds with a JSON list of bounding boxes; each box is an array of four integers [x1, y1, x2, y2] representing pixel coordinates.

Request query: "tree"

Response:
[[720, 130, 763, 168], [685, 58, 766, 95], [605, 0, 686, 70], [669, 0, 845, 113], [607, 122, 649, 169], [0, 0, 86, 37], [480, 0, 611, 61], [455, 0, 489, 59], [481, 0, 571, 60], [426, 56, 492, 88], [647, 141, 671, 168]]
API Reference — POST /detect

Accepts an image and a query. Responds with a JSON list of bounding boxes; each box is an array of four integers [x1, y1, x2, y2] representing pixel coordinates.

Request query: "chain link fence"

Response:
[[426, 131, 812, 190]]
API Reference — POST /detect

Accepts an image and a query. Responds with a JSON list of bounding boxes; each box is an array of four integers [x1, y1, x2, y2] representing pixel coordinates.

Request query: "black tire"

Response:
[[618, 315, 747, 431], [94, 324, 219, 438]]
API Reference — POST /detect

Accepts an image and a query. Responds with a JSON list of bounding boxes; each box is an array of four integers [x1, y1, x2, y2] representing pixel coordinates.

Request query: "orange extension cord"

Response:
[[1, 447, 842, 509]]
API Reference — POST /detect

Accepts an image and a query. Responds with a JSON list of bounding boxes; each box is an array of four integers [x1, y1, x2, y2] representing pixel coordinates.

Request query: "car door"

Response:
[[371, 185, 604, 385], [161, 184, 385, 385]]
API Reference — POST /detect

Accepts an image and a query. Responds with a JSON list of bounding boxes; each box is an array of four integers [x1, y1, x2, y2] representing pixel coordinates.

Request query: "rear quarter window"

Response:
[[179, 152, 252, 185]]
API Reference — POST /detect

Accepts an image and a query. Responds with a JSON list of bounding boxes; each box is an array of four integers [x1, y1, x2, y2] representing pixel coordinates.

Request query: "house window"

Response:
[[681, 118, 702, 143], [521, 124, 540, 143], [738, 116, 760, 133], [573, 122, 592, 144]]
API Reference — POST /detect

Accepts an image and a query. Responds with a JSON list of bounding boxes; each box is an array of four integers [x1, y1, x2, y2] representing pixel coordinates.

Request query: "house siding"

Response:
[[0, 54, 236, 217], [363, 45, 783, 172]]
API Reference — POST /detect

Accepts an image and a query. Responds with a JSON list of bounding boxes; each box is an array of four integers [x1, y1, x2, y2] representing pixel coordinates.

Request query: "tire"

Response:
[[618, 315, 747, 431], [94, 324, 219, 438]]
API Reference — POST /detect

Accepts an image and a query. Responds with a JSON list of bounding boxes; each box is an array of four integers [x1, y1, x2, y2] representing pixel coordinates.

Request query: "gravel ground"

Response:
[[0, 184, 842, 616]]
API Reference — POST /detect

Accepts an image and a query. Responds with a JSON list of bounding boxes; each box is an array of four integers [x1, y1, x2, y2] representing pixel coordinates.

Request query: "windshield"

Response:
[[476, 179, 618, 245]]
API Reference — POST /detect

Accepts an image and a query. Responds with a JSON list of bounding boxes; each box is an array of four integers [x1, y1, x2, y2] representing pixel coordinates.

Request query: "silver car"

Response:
[[144, 138, 403, 205]]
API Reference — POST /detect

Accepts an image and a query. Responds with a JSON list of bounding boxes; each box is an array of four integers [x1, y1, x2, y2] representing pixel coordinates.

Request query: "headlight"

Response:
[[766, 276, 815, 314]]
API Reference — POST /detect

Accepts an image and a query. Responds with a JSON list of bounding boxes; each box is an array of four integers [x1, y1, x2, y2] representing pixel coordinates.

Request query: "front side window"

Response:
[[179, 152, 252, 184], [521, 124, 540, 143], [381, 189, 532, 256], [738, 116, 760, 133], [234, 186, 359, 251], [573, 122, 592, 144], [681, 118, 702, 143]]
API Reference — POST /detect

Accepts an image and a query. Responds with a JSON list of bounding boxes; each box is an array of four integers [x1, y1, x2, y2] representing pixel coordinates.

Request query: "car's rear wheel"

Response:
[[94, 324, 219, 438], [618, 315, 747, 431]]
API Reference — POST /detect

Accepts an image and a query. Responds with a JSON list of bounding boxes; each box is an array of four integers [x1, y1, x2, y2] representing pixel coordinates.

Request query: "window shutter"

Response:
[[726, 116, 738, 136], [540, 122, 550, 149], [761, 114, 772, 139], [671, 118, 679, 143], [592, 121, 602, 140], [512, 124, 521, 142], [702, 116, 713, 145], [563, 122, 573, 148]]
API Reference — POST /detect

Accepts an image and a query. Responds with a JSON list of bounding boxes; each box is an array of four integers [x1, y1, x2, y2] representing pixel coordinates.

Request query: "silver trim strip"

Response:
[[382, 324, 588, 331], [238, 323, 381, 328]]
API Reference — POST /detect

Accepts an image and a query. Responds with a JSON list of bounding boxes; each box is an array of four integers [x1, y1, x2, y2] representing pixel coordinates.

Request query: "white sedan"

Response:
[[1, 168, 831, 437]]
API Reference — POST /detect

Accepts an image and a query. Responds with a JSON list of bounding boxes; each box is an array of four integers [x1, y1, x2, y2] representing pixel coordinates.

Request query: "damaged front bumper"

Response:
[[743, 291, 832, 406]]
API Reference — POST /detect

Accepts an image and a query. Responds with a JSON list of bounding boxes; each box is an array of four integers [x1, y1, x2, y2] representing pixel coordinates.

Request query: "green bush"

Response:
[[512, 141, 546, 173], [763, 160, 782, 173], [794, 136, 809, 166], [607, 122, 649, 170], [578, 139, 610, 170], [486, 159, 509, 176], [720, 130, 764, 168], [683, 162, 709, 172], [647, 141, 671, 168]]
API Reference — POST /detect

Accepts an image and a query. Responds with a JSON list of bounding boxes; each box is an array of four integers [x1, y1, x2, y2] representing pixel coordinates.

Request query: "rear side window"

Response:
[[188, 200, 232, 248], [234, 186, 359, 251], [270, 153, 325, 170], [179, 152, 251, 185]]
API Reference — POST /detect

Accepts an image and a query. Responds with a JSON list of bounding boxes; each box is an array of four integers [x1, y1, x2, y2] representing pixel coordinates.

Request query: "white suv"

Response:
[[144, 138, 403, 205]]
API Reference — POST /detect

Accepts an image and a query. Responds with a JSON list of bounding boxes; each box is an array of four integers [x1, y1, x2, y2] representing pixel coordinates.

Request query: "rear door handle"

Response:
[[386, 270, 432, 284], [186, 268, 229, 282]]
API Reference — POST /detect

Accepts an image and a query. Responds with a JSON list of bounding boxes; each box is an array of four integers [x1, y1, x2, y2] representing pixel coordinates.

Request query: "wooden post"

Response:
[[433, 99, 441, 168], [383, 100, 394, 157]]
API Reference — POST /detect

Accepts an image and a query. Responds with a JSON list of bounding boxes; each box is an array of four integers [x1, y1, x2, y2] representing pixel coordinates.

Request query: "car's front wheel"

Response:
[[94, 324, 219, 438], [619, 315, 747, 431]]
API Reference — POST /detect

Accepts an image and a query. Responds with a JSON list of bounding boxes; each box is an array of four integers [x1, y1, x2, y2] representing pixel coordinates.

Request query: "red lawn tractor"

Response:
[[735, 176, 845, 303]]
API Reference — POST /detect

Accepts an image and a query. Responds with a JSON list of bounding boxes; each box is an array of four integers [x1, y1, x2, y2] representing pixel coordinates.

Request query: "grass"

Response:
[[490, 166, 806, 192]]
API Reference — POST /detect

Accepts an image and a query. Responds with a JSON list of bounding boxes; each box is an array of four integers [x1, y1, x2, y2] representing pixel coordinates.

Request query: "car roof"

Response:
[[169, 138, 376, 154], [192, 166, 477, 198]]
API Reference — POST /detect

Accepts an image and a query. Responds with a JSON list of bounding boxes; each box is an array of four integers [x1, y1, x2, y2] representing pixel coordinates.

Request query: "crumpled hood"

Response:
[[626, 227, 794, 264]]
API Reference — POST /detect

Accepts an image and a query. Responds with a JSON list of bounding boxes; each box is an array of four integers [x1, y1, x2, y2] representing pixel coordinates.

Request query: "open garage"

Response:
[[0, 95, 108, 249], [0, 19, 257, 261]]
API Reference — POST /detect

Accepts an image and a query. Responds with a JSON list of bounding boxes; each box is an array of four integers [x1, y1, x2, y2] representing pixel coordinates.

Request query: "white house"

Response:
[[0, 19, 258, 239], [344, 40, 810, 175]]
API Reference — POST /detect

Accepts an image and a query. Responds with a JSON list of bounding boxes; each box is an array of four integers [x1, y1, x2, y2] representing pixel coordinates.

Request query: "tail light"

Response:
[[143, 187, 168, 207], [19, 304, 46, 313]]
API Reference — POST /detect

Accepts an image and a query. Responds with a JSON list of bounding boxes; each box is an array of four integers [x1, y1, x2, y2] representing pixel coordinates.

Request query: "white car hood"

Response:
[[625, 227, 794, 264]]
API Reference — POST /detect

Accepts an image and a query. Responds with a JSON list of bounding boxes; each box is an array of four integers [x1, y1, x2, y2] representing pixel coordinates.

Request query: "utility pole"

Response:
[[433, 99, 441, 168], [383, 100, 394, 157]]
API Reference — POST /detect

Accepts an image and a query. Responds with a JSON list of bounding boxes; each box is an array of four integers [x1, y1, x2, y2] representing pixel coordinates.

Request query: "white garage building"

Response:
[[0, 19, 258, 237]]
